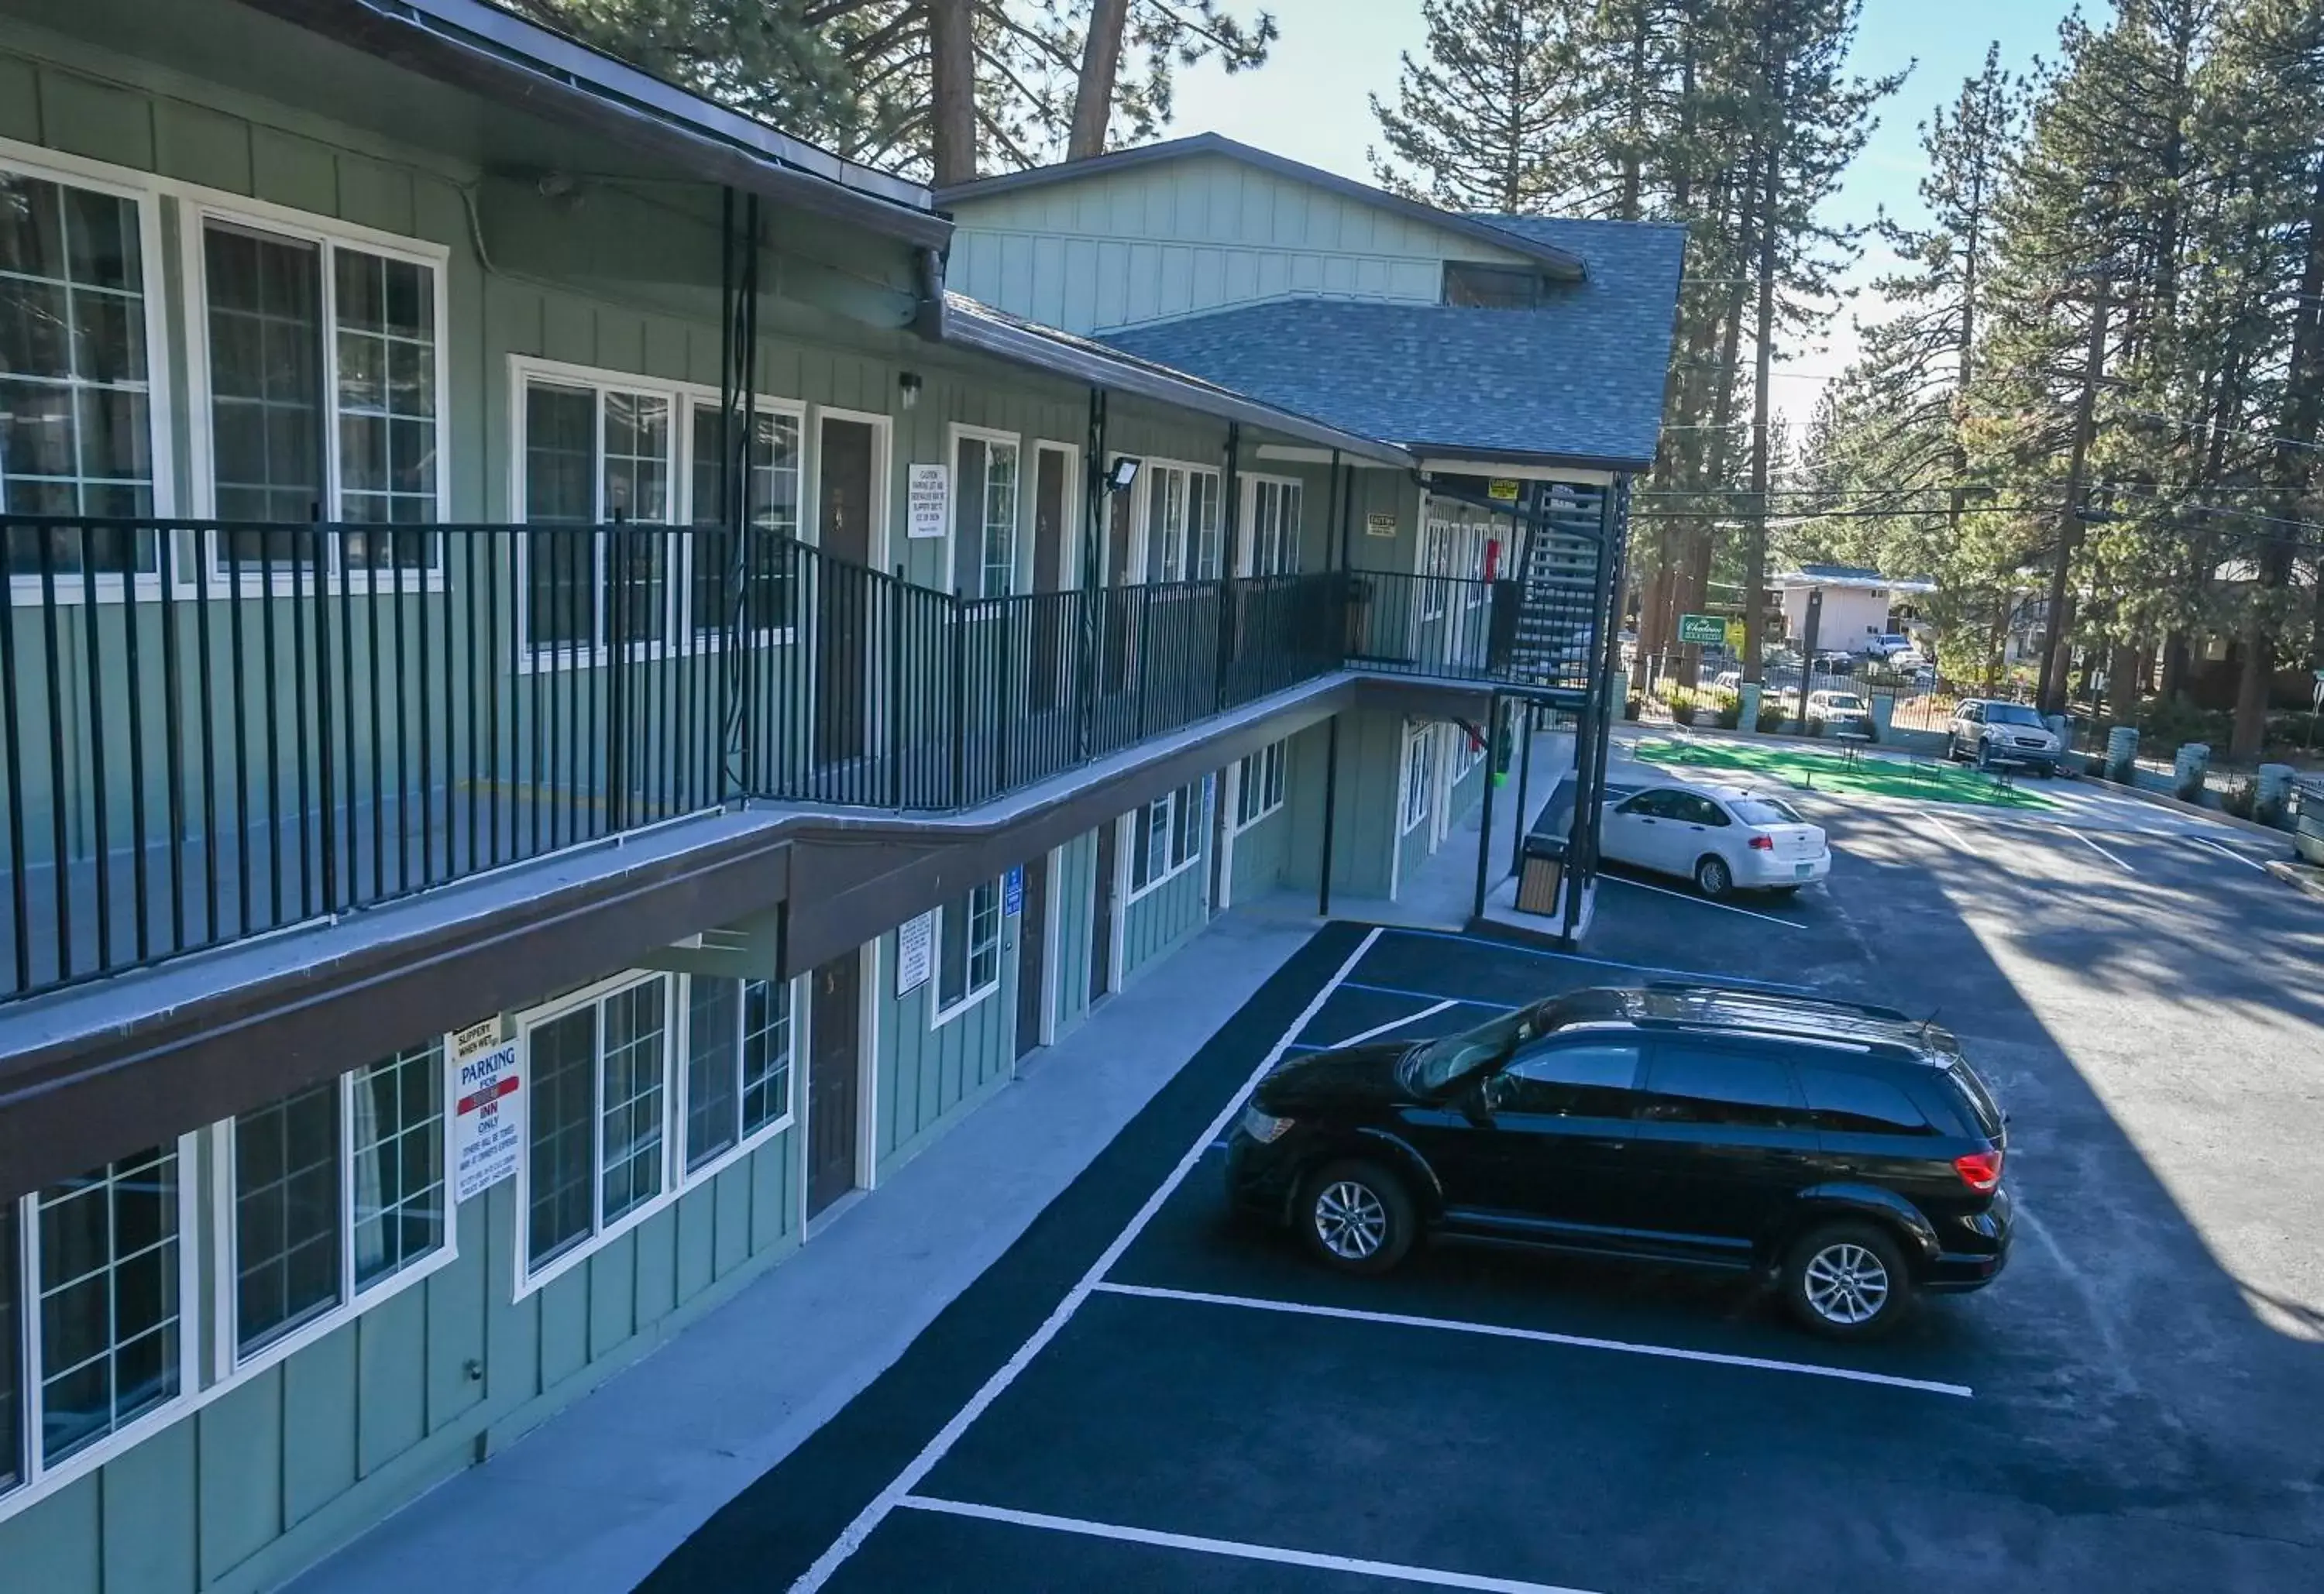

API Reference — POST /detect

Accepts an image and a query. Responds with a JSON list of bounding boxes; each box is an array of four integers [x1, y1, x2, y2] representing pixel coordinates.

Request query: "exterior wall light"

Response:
[[899, 371, 923, 411], [1109, 455, 1140, 492]]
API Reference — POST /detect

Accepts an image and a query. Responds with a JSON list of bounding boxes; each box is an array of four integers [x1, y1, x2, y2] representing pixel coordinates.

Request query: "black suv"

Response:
[[1226, 984, 2011, 1338]]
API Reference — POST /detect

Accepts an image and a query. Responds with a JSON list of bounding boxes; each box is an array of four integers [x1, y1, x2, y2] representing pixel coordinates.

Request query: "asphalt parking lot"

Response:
[[645, 787, 2324, 1593]]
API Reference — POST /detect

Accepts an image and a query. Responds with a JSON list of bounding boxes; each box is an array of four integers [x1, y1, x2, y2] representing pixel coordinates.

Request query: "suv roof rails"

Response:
[[1640, 980, 1913, 1025]]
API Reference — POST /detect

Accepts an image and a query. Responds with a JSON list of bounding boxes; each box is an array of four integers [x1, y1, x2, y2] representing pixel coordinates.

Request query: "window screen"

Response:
[[1442, 262, 1545, 309]]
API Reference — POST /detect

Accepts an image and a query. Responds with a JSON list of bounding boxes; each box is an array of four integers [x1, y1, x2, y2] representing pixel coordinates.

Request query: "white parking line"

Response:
[[896, 1496, 1602, 1594], [1598, 873, 1805, 928], [1334, 998, 1459, 1047], [2065, 829, 2137, 874], [1092, 1281, 1975, 1399], [786, 928, 1388, 1593], [2185, 833, 2269, 872], [1916, 809, 1974, 851]]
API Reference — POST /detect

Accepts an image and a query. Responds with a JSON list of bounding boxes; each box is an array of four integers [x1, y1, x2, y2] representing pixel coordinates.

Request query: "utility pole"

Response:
[[2037, 271, 2112, 716]]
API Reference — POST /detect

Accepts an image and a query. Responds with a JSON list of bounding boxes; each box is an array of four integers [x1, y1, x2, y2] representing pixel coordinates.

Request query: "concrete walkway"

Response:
[[288, 913, 1318, 1594]]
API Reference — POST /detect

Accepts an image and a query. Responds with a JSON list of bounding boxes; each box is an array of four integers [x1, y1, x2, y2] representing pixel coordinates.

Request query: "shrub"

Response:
[[1623, 692, 1643, 721], [1755, 698, 1788, 733], [1712, 689, 1741, 730]]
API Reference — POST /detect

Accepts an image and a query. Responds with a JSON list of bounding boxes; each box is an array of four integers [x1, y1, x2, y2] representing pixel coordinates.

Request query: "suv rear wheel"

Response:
[[1782, 1221, 1913, 1339], [1298, 1159, 1415, 1276]]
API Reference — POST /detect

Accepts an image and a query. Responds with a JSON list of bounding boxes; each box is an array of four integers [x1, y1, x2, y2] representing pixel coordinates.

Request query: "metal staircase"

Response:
[[1501, 482, 1610, 699]]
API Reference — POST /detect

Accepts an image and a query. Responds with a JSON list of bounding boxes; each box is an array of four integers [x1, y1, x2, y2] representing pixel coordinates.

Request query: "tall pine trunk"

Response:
[[1068, 0, 1130, 159], [1743, 87, 1783, 688], [929, 0, 977, 184]]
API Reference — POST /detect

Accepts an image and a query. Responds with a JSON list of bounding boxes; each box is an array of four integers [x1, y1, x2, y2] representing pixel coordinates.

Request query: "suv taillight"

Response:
[[1748, 834, 1774, 850], [1954, 1149, 2003, 1193]]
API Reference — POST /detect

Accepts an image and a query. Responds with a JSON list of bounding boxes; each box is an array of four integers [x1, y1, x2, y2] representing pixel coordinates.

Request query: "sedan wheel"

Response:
[[1694, 854, 1733, 898], [1783, 1222, 1913, 1339], [1297, 1160, 1415, 1275]]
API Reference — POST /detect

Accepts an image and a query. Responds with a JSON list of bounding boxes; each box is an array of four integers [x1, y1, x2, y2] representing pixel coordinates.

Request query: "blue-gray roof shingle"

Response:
[[1100, 217, 1685, 471]]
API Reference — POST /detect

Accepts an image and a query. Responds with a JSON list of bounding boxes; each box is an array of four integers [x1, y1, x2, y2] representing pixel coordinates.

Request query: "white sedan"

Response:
[[1600, 782, 1831, 898]]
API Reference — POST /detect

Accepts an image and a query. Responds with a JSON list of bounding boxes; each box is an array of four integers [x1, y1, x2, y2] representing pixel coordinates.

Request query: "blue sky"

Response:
[[1170, 0, 2082, 418]]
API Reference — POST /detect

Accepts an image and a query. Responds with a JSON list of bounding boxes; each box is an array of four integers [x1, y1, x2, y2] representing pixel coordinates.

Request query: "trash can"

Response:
[[2295, 778, 2324, 866], [1516, 834, 1566, 916]]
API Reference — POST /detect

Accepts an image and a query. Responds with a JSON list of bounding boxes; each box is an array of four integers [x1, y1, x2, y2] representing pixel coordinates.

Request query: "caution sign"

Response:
[[450, 1019, 523, 1204], [1487, 479, 1521, 503]]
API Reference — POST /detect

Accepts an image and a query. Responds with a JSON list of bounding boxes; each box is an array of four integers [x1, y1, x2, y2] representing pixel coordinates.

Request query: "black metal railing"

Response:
[[4, 517, 1463, 1001]]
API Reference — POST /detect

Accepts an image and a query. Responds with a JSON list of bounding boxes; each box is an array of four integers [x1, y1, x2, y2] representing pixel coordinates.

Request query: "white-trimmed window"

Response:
[[1244, 479, 1302, 575], [1136, 462, 1222, 583], [521, 376, 675, 658], [0, 1144, 193, 1503], [2, 160, 165, 580], [687, 400, 802, 641], [518, 970, 799, 1289], [1235, 739, 1287, 829], [227, 1041, 448, 1364], [1402, 724, 1436, 834], [1452, 720, 1485, 782], [192, 209, 447, 578], [1129, 781, 1204, 896], [683, 975, 796, 1171], [933, 881, 1003, 1022], [951, 428, 1020, 598]]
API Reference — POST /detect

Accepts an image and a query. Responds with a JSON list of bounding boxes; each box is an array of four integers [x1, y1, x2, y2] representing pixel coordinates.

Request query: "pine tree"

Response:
[[1367, 0, 1585, 213]]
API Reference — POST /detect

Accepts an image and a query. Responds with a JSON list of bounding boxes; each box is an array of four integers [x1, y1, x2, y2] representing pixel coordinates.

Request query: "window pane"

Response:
[[524, 383, 596, 652], [235, 1080, 343, 1353], [37, 1148, 180, 1465], [603, 392, 669, 646], [527, 1007, 597, 1267], [600, 981, 669, 1225], [1642, 1046, 1803, 1129], [690, 405, 799, 637], [1501, 1043, 1642, 1117], [352, 1041, 445, 1289], [205, 223, 320, 561], [335, 249, 438, 564], [1800, 1067, 1933, 1135], [741, 978, 794, 1135], [0, 1201, 17, 1492], [982, 441, 1016, 597], [968, 883, 1000, 992], [1, 173, 154, 571], [686, 975, 742, 1172], [938, 898, 970, 1011]]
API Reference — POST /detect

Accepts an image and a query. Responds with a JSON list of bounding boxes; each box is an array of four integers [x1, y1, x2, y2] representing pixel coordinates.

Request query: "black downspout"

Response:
[[1338, 460, 1356, 570], [1215, 422, 1241, 711], [1510, 697, 1535, 874], [1472, 691, 1499, 920], [1318, 714, 1339, 918], [1324, 448, 1342, 572], [1077, 387, 1107, 762]]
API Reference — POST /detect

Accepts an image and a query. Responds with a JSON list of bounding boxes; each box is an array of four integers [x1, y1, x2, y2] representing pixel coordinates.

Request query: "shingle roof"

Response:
[[1099, 218, 1686, 471]]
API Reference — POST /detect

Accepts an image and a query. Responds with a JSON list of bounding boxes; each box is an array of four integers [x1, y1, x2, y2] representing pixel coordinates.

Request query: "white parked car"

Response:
[[1806, 689, 1875, 739], [1600, 782, 1831, 898]]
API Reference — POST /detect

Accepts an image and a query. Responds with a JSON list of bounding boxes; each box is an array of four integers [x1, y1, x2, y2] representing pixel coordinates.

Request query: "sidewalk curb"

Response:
[[2089, 773, 2298, 840], [2265, 859, 2324, 902]]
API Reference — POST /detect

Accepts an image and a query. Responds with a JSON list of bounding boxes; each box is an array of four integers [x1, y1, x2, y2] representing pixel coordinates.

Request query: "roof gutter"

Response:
[[239, 0, 952, 251], [940, 301, 1415, 467]]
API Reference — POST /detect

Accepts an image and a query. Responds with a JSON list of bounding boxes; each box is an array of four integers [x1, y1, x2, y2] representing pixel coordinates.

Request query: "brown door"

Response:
[[1014, 857, 1049, 1058], [1089, 821, 1116, 1004], [806, 949, 861, 1216], [816, 417, 877, 768], [1031, 450, 1068, 713]]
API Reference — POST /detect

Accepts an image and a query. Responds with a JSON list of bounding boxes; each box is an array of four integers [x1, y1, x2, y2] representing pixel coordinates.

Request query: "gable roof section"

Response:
[[938, 295, 1414, 467], [1100, 219, 1686, 471], [935, 133, 1586, 282]]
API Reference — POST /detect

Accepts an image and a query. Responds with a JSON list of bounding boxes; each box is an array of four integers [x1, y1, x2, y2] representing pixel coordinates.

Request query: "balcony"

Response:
[[1, 517, 1605, 1002]]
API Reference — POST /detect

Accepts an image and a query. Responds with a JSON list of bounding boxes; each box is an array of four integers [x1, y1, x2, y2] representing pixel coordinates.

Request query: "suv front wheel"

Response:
[[1297, 1159, 1415, 1276], [1782, 1221, 1914, 1339]]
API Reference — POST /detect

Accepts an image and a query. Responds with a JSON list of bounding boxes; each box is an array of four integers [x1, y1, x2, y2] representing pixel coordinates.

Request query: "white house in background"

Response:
[[1776, 564, 1940, 651]]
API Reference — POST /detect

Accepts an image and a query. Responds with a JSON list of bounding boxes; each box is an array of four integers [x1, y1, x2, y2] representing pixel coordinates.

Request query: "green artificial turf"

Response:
[[1629, 736, 2058, 809]]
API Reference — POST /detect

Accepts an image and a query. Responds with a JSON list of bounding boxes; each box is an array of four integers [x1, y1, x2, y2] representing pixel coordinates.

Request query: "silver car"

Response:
[[1948, 700, 2060, 772]]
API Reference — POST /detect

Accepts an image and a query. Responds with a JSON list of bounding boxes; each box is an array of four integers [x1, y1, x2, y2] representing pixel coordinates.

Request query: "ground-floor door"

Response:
[[1090, 822, 1117, 1004], [807, 948, 863, 1216], [1015, 855, 1049, 1059]]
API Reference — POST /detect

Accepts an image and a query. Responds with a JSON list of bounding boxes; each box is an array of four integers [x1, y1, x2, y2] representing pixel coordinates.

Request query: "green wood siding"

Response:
[[875, 905, 1021, 1174], [1119, 786, 1213, 983], [949, 153, 1534, 334], [1283, 709, 1399, 902], [1230, 799, 1294, 902]]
